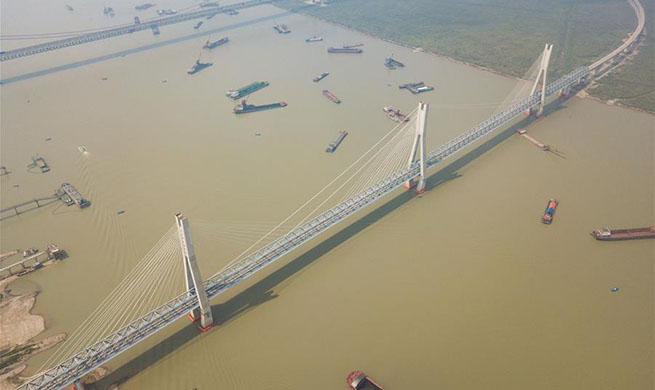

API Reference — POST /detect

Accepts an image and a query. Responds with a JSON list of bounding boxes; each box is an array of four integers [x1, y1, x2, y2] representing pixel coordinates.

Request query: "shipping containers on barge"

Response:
[[541, 199, 558, 224], [347, 371, 383, 390], [591, 226, 655, 241]]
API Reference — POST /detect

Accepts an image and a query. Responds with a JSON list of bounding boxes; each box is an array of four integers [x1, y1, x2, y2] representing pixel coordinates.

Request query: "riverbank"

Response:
[[277, 0, 653, 112], [0, 276, 66, 390]]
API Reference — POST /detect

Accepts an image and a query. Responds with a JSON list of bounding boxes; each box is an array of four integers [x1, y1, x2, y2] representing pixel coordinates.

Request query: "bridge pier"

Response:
[[175, 213, 215, 331], [403, 102, 429, 194], [526, 43, 553, 118], [72, 380, 86, 390]]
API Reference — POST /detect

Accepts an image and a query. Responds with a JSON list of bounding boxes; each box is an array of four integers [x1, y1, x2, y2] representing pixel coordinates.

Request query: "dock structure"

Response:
[[0, 196, 59, 220], [60, 183, 91, 208], [0, 244, 64, 280], [28, 154, 50, 173]]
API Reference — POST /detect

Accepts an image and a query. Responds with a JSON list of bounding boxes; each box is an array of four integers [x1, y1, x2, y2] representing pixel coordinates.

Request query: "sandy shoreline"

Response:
[[0, 276, 67, 390]]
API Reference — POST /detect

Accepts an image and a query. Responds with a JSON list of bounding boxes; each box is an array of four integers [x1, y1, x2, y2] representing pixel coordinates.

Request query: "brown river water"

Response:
[[1, 1, 653, 390]]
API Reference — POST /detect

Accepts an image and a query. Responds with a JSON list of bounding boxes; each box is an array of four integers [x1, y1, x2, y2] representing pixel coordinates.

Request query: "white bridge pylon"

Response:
[[527, 43, 553, 117], [175, 213, 215, 331], [403, 101, 429, 194]]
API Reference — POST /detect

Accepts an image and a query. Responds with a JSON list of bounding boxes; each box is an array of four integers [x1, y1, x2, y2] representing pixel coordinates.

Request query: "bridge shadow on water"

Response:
[[0, 5, 313, 85], [91, 97, 569, 389]]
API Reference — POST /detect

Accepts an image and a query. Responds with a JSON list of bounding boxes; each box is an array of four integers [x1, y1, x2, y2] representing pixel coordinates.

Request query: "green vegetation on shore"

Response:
[[279, 0, 654, 112], [590, 0, 654, 111]]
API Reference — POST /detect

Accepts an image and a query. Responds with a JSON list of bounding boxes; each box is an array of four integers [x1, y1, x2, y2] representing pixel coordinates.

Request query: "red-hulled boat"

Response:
[[347, 371, 383, 390], [591, 226, 655, 241], [541, 198, 558, 224]]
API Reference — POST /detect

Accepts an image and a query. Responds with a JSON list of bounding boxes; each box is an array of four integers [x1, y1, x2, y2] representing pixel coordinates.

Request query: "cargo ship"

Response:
[[305, 36, 323, 43], [204, 37, 229, 49], [274, 24, 291, 34], [322, 90, 341, 104], [226, 81, 269, 100], [346, 371, 383, 390], [383, 106, 410, 122], [541, 198, 558, 224], [399, 81, 424, 90], [187, 59, 212, 74], [591, 226, 655, 241], [384, 54, 405, 69], [233, 100, 287, 114], [328, 47, 363, 54], [200, 1, 219, 7], [313, 72, 329, 82], [193, 21, 204, 30], [326, 131, 348, 153]]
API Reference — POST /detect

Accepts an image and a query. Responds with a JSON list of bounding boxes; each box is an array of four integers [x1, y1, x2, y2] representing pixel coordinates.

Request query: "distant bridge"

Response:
[[0, 0, 280, 62]]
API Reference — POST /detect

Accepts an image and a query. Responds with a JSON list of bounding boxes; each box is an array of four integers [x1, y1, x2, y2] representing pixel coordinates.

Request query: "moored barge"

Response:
[[591, 226, 655, 241]]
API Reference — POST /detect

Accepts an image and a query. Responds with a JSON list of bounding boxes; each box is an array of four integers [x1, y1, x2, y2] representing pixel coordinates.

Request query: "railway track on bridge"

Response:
[[0, 0, 280, 62], [17, 66, 590, 390]]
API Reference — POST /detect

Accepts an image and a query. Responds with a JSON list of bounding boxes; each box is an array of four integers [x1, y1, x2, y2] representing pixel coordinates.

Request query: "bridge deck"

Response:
[[0, 0, 279, 62], [17, 66, 590, 390]]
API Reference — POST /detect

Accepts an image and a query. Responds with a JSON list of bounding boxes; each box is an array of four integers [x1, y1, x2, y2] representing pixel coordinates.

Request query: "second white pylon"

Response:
[[403, 101, 429, 194]]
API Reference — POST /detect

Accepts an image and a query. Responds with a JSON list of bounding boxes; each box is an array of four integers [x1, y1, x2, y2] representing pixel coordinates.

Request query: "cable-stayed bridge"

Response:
[[10, 0, 647, 387], [0, 0, 280, 62], [17, 48, 590, 389]]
